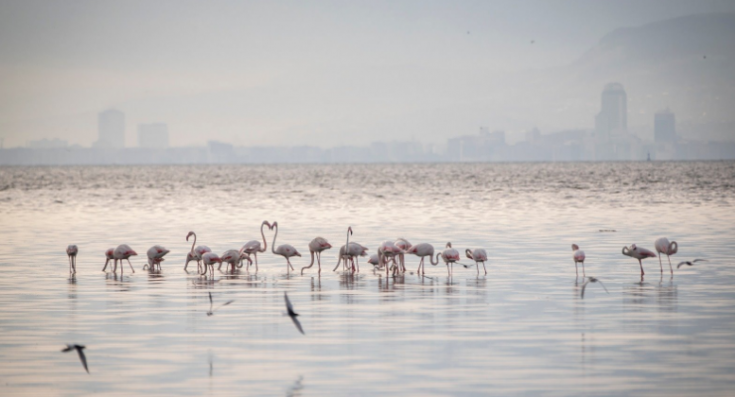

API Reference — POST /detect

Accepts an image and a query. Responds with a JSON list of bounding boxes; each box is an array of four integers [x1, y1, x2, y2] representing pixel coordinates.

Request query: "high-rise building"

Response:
[[654, 109, 676, 143], [94, 109, 125, 148], [138, 123, 169, 148], [594, 83, 627, 141]]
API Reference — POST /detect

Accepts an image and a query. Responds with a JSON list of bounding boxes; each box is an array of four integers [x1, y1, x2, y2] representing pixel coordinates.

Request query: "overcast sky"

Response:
[[1, 0, 733, 148]]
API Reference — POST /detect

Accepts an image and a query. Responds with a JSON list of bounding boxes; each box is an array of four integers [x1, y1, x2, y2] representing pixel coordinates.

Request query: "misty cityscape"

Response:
[[2, 81, 733, 165]]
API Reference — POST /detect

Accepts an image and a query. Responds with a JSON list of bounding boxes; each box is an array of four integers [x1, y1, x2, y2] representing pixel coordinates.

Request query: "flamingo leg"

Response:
[[575, 261, 578, 277], [658, 253, 663, 273], [254, 253, 259, 272], [113, 259, 118, 273], [127, 258, 135, 273], [356, 256, 360, 273], [582, 261, 585, 277], [417, 257, 423, 274], [638, 259, 645, 276], [286, 257, 292, 273], [476, 261, 479, 275], [73, 256, 77, 273], [482, 261, 487, 275], [667, 255, 673, 275], [317, 252, 322, 274]]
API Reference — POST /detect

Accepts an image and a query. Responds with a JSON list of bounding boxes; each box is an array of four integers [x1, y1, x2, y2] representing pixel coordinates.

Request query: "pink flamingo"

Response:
[[145, 245, 169, 271], [406, 243, 438, 275], [66, 245, 78, 273], [185, 231, 211, 272], [367, 254, 380, 267], [334, 242, 369, 272], [221, 249, 249, 272], [200, 252, 222, 277], [572, 244, 586, 277], [654, 237, 678, 275], [378, 240, 403, 275], [241, 221, 271, 271], [301, 237, 332, 275], [394, 238, 412, 273], [102, 248, 115, 272], [112, 244, 137, 273], [466, 248, 488, 275], [622, 244, 657, 276], [271, 221, 301, 273], [439, 242, 460, 276]]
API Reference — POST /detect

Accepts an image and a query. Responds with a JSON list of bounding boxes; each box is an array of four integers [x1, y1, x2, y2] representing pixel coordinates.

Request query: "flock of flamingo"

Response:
[[65, 221, 702, 280]]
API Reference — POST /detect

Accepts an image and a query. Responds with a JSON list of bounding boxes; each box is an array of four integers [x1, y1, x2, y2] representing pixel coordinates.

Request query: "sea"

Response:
[[0, 162, 734, 396]]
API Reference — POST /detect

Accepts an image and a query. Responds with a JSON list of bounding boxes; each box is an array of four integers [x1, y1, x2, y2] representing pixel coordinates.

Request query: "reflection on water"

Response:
[[1, 163, 735, 396]]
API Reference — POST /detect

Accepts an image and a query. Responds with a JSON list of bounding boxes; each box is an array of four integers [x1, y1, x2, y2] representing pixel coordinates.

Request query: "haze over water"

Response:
[[1, 162, 734, 396]]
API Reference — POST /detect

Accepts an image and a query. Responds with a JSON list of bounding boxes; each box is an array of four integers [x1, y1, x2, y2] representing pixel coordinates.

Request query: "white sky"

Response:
[[1, 0, 733, 147]]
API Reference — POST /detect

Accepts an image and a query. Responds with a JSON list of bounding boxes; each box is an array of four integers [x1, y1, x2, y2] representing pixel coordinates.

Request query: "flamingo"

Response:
[[465, 248, 488, 275], [220, 249, 247, 272], [654, 237, 678, 275], [102, 248, 115, 272], [572, 244, 586, 277], [301, 237, 332, 275], [112, 244, 137, 273], [185, 231, 211, 272], [622, 244, 657, 276], [367, 254, 380, 267], [333, 242, 369, 272], [439, 242, 460, 276], [241, 221, 271, 271], [66, 245, 78, 273], [145, 245, 169, 271], [406, 243, 438, 275], [200, 252, 222, 277], [394, 238, 411, 273], [378, 240, 403, 275], [271, 221, 301, 273]]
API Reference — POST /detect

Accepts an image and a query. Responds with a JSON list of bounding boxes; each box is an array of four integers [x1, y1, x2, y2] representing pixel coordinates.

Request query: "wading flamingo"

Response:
[[378, 240, 403, 275], [394, 238, 412, 273], [200, 252, 221, 278], [572, 244, 586, 277], [334, 242, 369, 272], [112, 244, 137, 273], [622, 244, 657, 276], [406, 243, 437, 275], [654, 237, 678, 275], [185, 231, 211, 272], [367, 254, 380, 267], [220, 249, 243, 272], [301, 237, 332, 275], [241, 221, 271, 271], [466, 248, 488, 275], [102, 248, 115, 272], [271, 222, 301, 273], [66, 245, 78, 273], [439, 242, 460, 276], [145, 245, 169, 271]]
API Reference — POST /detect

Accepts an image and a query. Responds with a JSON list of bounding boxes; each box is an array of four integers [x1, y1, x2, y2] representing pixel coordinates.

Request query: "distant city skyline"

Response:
[[1, 3, 734, 149]]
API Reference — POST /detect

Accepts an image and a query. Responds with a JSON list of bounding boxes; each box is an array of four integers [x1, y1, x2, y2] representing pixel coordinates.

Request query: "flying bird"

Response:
[[207, 292, 234, 316], [61, 344, 89, 373], [677, 259, 707, 269], [581, 277, 609, 299], [284, 292, 304, 335]]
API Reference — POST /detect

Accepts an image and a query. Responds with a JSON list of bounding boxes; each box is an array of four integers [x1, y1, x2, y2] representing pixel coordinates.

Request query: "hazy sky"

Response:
[[1, 0, 733, 148]]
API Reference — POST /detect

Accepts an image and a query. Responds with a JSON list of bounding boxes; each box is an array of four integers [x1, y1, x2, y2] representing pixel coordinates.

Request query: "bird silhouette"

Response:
[[284, 292, 304, 335], [677, 259, 707, 269], [207, 292, 234, 316], [61, 344, 89, 373], [581, 277, 609, 299]]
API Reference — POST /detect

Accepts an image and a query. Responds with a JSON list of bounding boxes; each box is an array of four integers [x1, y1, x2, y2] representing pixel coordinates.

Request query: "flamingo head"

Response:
[[262, 220, 271, 228], [572, 244, 579, 251], [668, 241, 678, 254], [630, 244, 638, 251], [446, 242, 452, 249], [348, 226, 353, 236], [465, 249, 473, 259], [186, 231, 195, 241], [270, 221, 278, 230]]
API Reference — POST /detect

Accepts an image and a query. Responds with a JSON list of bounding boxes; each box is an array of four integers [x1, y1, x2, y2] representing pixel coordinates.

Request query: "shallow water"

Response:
[[1, 162, 734, 396]]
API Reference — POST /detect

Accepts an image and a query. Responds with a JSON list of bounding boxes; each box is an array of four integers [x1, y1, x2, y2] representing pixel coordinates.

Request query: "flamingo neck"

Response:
[[271, 224, 278, 254], [260, 222, 268, 252], [430, 251, 439, 266], [190, 233, 197, 253]]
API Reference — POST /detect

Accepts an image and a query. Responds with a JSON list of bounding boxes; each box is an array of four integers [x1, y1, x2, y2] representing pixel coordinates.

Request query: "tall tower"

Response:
[[96, 109, 125, 148], [654, 109, 676, 143], [594, 83, 627, 141]]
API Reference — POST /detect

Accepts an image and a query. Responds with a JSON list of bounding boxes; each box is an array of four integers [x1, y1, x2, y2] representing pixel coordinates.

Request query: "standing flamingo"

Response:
[[622, 244, 657, 276], [439, 242, 460, 276], [333, 242, 369, 272], [185, 231, 211, 272], [571, 244, 586, 277], [241, 221, 271, 272], [406, 243, 438, 275], [465, 248, 488, 275], [301, 237, 332, 275], [378, 240, 403, 275], [66, 245, 78, 273], [654, 237, 678, 275], [145, 245, 169, 271], [112, 244, 137, 273], [102, 248, 115, 272], [394, 238, 412, 273], [220, 249, 247, 272], [367, 254, 380, 267], [200, 252, 222, 277], [271, 221, 301, 273]]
